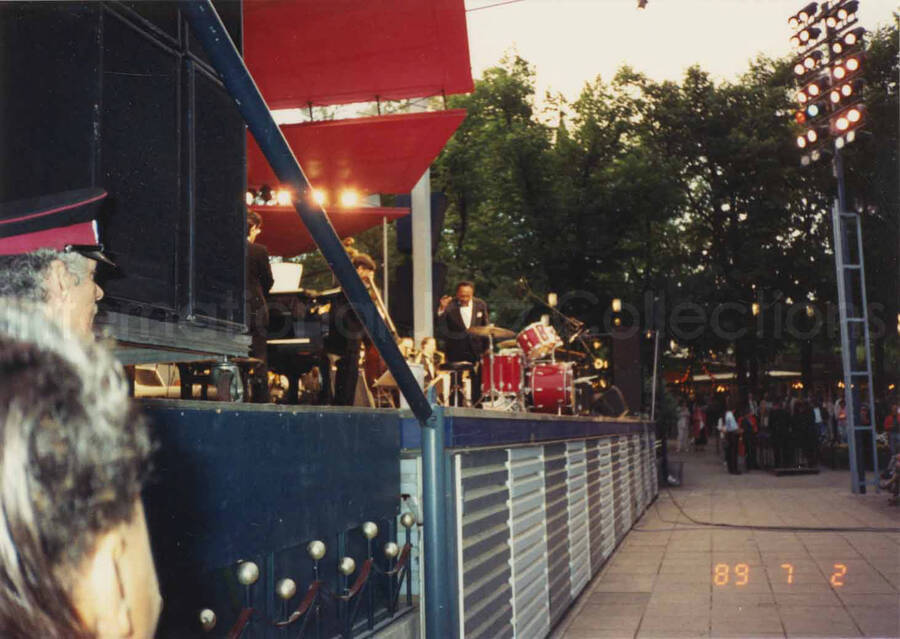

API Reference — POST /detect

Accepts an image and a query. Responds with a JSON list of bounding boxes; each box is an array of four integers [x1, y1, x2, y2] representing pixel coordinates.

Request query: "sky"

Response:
[[464, 0, 899, 102]]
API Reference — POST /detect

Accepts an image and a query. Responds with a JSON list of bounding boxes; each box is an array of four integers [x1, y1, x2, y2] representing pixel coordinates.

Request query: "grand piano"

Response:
[[265, 262, 341, 403]]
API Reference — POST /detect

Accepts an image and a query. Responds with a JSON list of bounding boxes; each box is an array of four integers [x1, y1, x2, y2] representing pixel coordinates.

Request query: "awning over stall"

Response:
[[252, 204, 409, 257], [243, 0, 473, 108]]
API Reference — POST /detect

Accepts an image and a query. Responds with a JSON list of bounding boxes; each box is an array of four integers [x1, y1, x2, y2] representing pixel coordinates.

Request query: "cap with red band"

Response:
[[0, 188, 113, 265]]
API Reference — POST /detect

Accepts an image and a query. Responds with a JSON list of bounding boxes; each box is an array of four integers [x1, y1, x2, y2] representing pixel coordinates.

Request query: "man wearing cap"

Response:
[[0, 188, 111, 341]]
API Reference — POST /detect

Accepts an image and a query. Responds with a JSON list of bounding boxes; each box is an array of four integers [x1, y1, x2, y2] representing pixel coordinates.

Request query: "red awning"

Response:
[[244, 0, 473, 109], [252, 205, 409, 257], [247, 110, 466, 196]]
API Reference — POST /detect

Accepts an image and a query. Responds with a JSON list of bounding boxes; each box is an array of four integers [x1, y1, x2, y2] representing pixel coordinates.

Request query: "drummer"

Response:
[[436, 280, 489, 403]]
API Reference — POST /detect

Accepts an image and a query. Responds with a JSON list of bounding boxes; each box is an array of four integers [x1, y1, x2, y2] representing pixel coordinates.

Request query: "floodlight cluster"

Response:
[[788, 0, 867, 163]]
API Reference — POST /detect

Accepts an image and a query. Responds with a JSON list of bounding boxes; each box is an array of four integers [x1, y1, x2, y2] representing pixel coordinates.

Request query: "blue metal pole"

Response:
[[421, 405, 451, 638], [180, 0, 432, 423]]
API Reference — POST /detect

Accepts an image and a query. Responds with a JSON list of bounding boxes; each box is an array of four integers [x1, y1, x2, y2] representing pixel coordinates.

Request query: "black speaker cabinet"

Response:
[[612, 327, 642, 414], [0, 1, 248, 361]]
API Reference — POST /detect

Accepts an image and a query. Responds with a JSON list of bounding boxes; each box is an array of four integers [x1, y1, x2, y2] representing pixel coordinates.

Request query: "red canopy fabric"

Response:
[[244, 0, 473, 109], [252, 205, 409, 257], [247, 110, 466, 196]]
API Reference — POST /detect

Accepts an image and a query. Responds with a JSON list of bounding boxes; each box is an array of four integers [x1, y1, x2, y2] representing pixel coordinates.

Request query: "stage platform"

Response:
[[137, 400, 658, 638]]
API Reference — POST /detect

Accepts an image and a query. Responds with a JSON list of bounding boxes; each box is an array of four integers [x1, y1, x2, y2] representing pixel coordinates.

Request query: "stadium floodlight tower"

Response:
[[787, 0, 879, 494]]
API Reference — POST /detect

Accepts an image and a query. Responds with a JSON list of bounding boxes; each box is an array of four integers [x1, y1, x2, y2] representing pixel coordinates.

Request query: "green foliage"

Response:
[[431, 27, 898, 387]]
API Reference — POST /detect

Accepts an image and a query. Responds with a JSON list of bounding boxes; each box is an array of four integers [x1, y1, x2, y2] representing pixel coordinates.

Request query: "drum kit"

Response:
[[471, 321, 585, 414]]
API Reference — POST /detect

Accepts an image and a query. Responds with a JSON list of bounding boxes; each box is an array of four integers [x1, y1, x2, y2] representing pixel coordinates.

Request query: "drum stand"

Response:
[[482, 334, 526, 412]]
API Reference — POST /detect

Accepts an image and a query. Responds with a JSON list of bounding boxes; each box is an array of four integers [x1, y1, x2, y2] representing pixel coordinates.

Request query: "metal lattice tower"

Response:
[[831, 200, 880, 493]]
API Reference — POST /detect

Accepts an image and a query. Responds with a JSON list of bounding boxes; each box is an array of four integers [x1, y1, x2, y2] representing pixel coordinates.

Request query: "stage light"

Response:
[[797, 26, 821, 43], [276, 189, 292, 205], [835, 136, 846, 149], [810, 149, 821, 161], [311, 189, 327, 205], [805, 100, 826, 118], [612, 298, 622, 312], [793, 62, 806, 76], [829, 104, 866, 136], [796, 2, 818, 22], [802, 50, 822, 69], [795, 110, 807, 124], [789, 16, 800, 29], [796, 135, 808, 149], [837, 0, 858, 21], [842, 27, 865, 46], [245, 189, 256, 206], [339, 189, 360, 207]]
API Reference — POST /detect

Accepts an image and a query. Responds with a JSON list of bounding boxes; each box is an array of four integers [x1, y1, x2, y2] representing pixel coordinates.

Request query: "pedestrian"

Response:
[[676, 398, 691, 452], [836, 399, 848, 443], [741, 407, 759, 470], [884, 403, 900, 457], [769, 399, 790, 468], [692, 398, 707, 451], [722, 398, 741, 475]]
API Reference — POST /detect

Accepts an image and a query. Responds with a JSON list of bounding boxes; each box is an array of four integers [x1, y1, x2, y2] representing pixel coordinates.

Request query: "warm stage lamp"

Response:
[[311, 189, 327, 206], [806, 128, 818, 143], [834, 66, 846, 80], [276, 189, 292, 205], [845, 57, 860, 72], [339, 189, 360, 207], [612, 298, 622, 313], [796, 135, 808, 149], [847, 107, 861, 123], [794, 62, 806, 75], [835, 116, 850, 131]]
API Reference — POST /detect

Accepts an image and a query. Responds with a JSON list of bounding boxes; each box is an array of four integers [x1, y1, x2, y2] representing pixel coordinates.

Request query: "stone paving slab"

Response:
[[551, 443, 900, 639]]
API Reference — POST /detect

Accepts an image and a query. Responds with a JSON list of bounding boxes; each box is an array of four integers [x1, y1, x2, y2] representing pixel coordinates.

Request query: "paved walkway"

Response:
[[552, 443, 900, 638]]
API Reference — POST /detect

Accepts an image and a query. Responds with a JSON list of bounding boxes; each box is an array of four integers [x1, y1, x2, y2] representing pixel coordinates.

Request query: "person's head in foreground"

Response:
[[0, 302, 160, 638], [0, 188, 112, 341]]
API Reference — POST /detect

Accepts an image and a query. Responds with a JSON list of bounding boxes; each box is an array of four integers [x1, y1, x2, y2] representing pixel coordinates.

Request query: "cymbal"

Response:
[[497, 339, 517, 349], [468, 324, 516, 339]]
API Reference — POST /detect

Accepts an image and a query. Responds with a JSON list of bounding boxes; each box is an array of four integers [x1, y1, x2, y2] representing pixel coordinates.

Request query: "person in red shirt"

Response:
[[884, 403, 899, 456]]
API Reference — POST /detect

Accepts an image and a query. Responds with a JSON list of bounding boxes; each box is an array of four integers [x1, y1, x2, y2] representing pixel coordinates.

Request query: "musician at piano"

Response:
[[246, 211, 274, 403], [323, 252, 377, 406], [436, 280, 489, 402]]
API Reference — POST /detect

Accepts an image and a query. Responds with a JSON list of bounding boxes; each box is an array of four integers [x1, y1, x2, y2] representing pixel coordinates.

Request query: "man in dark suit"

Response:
[[436, 281, 489, 403], [246, 211, 274, 402], [324, 253, 377, 406]]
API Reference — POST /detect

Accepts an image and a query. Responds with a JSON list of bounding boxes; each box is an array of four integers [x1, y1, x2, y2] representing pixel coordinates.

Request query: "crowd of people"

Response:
[[673, 388, 900, 475]]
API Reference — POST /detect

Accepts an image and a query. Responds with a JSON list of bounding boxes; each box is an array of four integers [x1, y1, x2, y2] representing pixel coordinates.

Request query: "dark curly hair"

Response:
[[0, 301, 152, 638]]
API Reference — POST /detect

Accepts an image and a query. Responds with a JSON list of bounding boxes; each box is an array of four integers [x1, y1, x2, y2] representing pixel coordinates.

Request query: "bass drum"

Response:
[[528, 362, 574, 414]]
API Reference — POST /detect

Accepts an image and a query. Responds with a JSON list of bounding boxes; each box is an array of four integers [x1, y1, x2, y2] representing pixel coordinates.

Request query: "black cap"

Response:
[[0, 187, 114, 266]]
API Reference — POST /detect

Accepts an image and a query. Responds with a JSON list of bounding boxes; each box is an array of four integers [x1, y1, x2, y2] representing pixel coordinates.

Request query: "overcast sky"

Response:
[[464, 0, 899, 102]]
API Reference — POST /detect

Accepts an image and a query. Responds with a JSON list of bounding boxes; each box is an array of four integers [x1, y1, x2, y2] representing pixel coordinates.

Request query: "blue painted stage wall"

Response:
[[139, 400, 403, 637]]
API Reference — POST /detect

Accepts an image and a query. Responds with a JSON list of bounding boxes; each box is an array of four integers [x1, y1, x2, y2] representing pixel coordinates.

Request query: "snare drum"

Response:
[[528, 362, 574, 413], [517, 322, 555, 359], [481, 349, 525, 395]]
